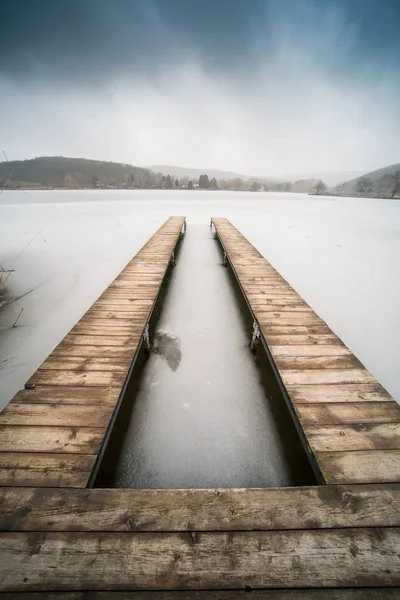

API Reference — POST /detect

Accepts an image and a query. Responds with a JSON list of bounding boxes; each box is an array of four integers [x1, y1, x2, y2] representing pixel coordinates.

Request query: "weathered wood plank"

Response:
[[26, 370, 127, 387], [254, 306, 314, 313], [287, 383, 393, 403], [0, 453, 95, 487], [70, 325, 143, 336], [271, 345, 352, 356], [92, 300, 154, 308], [258, 313, 324, 325], [0, 425, 104, 454], [317, 450, 400, 484], [10, 387, 120, 406], [69, 323, 145, 340], [39, 357, 132, 373], [51, 344, 136, 359], [305, 423, 400, 452], [280, 369, 376, 386], [0, 528, 398, 591], [273, 355, 362, 370], [1, 590, 399, 599], [258, 325, 334, 335], [76, 318, 147, 328], [85, 310, 151, 320], [0, 484, 399, 532], [296, 402, 400, 425], [63, 334, 139, 347], [264, 334, 343, 345], [0, 404, 113, 427], [100, 290, 160, 298]]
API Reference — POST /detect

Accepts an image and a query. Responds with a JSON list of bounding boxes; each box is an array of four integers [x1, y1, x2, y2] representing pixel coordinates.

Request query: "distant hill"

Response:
[[340, 163, 400, 195], [146, 165, 254, 181], [147, 165, 368, 187], [279, 170, 367, 187], [0, 157, 157, 189]]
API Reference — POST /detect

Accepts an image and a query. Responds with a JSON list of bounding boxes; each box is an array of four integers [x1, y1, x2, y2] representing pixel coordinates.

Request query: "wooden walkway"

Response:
[[212, 217, 400, 485], [0, 216, 185, 488], [0, 216, 399, 596]]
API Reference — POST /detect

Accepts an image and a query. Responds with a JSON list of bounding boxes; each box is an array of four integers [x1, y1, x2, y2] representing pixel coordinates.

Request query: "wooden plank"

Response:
[[250, 300, 311, 308], [287, 383, 394, 403], [305, 423, 400, 452], [76, 318, 147, 328], [258, 313, 323, 325], [51, 344, 136, 359], [1, 590, 399, 599], [317, 450, 400, 484], [273, 355, 362, 370], [100, 290, 160, 298], [254, 306, 314, 313], [26, 370, 127, 387], [63, 334, 139, 347], [258, 325, 334, 335], [264, 335, 342, 345], [0, 484, 399, 532], [271, 345, 352, 356], [0, 426, 104, 454], [85, 310, 151, 319], [70, 326, 143, 336], [38, 357, 132, 373], [110, 280, 161, 288], [93, 299, 154, 308], [0, 404, 113, 427], [296, 402, 400, 425], [10, 387, 120, 406], [279, 369, 375, 386], [0, 528, 398, 591], [0, 453, 95, 487]]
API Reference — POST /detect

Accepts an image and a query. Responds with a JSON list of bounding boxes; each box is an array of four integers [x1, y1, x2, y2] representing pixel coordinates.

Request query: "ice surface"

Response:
[[1, 189, 399, 409]]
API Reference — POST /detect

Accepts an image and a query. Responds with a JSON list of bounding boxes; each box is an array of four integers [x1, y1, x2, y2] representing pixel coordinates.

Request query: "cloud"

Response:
[[1, 0, 399, 175]]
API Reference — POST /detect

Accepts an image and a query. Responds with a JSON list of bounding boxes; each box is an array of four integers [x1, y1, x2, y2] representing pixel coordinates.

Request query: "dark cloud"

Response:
[[1, 0, 399, 87], [1, 0, 399, 173], [0, 0, 259, 85]]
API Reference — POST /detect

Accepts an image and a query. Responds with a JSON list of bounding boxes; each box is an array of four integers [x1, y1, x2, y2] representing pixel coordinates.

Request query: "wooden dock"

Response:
[[0, 216, 186, 488], [0, 215, 399, 596], [211, 217, 400, 486]]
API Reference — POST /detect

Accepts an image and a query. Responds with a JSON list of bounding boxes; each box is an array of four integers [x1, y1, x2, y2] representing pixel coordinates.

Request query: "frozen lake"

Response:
[[1, 189, 399, 411]]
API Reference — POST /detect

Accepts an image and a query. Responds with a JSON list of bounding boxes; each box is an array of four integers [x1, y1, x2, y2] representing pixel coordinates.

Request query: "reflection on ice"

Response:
[[153, 330, 182, 372]]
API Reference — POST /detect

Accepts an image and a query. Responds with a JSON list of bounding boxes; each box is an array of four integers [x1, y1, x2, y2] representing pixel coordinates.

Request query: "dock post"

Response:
[[180, 220, 187, 239], [249, 320, 261, 351], [143, 323, 151, 350]]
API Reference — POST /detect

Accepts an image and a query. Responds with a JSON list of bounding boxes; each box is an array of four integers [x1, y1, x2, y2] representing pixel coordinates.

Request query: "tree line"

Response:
[[333, 171, 400, 199], [307, 171, 400, 198]]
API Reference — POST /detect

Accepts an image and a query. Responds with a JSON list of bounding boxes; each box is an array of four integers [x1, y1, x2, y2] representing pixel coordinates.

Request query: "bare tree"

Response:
[[0, 151, 12, 195], [356, 177, 373, 197], [385, 171, 400, 198], [313, 180, 327, 195], [250, 180, 261, 192], [334, 181, 346, 196]]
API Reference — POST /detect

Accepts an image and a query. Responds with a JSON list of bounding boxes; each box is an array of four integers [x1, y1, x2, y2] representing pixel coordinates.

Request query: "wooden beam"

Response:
[[0, 528, 398, 591], [0, 484, 398, 532]]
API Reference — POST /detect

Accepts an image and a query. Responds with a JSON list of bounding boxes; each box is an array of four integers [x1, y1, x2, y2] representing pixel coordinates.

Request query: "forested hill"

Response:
[[0, 157, 158, 189], [340, 163, 400, 196]]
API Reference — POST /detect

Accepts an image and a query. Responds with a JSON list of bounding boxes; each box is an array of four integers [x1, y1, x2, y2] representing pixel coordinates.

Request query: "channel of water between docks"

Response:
[[95, 223, 315, 488]]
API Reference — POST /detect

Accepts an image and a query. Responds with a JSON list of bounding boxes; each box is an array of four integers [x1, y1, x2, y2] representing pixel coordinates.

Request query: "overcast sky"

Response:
[[1, 0, 399, 176]]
